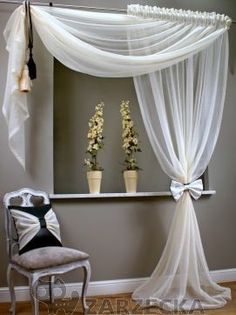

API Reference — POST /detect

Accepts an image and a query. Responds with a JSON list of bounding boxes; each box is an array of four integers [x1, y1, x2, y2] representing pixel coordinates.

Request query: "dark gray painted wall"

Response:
[[0, 0, 235, 287], [53, 64, 169, 194]]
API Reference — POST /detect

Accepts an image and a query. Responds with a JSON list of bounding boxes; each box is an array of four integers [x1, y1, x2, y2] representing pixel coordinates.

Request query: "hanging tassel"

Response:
[[25, 1, 37, 80], [27, 51, 37, 80], [19, 65, 32, 93]]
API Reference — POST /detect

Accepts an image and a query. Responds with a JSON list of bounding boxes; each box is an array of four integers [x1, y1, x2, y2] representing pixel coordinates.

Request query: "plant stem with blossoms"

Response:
[[120, 100, 141, 171], [84, 102, 105, 171]]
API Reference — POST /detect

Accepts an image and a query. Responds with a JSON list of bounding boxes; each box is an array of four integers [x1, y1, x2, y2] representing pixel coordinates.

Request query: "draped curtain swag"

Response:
[[2, 3, 231, 311]]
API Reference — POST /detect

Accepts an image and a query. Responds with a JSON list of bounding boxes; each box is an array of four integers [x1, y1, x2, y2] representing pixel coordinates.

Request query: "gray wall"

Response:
[[0, 0, 236, 287], [54, 64, 170, 194]]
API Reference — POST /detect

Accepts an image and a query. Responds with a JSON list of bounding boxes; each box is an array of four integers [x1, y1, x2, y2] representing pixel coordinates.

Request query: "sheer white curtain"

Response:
[[132, 33, 231, 310], [2, 3, 232, 311], [2, 4, 230, 167]]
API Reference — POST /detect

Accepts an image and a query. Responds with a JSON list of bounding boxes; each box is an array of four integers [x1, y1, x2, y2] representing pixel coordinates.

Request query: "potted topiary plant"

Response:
[[120, 100, 141, 193], [84, 102, 105, 193]]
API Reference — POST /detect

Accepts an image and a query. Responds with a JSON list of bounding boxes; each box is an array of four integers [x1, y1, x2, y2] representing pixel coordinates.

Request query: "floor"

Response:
[[0, 282, 235, 315]]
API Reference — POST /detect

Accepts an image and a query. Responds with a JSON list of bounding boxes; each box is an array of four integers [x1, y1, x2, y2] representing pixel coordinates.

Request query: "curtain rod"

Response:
[[0, 0, 235, 23], [0, 0, 126, 13]]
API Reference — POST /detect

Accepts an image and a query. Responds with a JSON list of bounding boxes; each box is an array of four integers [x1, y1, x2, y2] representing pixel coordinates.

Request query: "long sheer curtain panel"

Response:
[[2, 3, 232, 311], [133, 32, 231, 311]]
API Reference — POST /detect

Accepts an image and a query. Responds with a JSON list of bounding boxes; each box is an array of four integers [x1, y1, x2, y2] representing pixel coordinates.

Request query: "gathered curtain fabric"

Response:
[[3, 4, 230, 167], [2, 3, 231, 311], [132, 33, 231, 310]]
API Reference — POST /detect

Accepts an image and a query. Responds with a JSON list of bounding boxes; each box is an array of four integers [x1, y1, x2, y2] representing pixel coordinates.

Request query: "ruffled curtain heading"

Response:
[[2, 3, 232, 311], [128, 4, 231, 27]]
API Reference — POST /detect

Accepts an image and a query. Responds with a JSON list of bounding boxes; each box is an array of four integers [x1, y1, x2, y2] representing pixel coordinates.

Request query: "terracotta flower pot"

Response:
[[123, 170, 138, 193], [87, 171, 102, 194]]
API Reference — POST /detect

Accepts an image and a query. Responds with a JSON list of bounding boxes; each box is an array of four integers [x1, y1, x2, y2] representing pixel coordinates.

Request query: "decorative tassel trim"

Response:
[[25, 1, 37, 80], [27, 52, 37, 80], [19, 64, 32, 93]]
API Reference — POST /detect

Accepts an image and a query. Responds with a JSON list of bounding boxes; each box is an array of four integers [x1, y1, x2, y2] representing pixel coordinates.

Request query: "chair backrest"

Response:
[[3, 188, 50, 259]]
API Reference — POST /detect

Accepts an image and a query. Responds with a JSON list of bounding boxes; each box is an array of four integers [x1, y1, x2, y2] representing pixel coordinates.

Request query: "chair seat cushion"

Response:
[[11, 246, 89, 270]]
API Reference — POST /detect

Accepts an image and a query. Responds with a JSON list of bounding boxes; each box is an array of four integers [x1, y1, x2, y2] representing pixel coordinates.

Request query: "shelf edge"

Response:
[[50, 190, 216, 200]]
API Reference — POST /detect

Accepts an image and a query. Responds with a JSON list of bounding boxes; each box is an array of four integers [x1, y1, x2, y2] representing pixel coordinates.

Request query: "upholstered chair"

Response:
[[3, 188, 91, 315]]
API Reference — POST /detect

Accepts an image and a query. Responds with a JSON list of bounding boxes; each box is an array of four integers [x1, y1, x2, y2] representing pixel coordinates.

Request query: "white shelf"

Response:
[[50, 190, 216, 200]]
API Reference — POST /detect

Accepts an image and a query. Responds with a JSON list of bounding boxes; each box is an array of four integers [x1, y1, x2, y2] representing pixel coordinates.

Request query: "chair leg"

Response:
[[29, 277, 39, 315], [7, 265, 16, 315], [81, 260, 91, 314], [49, 275, 55, 304]]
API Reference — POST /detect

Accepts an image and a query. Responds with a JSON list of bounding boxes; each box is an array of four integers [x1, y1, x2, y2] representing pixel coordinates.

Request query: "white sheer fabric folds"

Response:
[[132, 33, 231, 310], [3, 7, 28, 167], [2, 4, 230, 167], [2, 3, 231, 311]]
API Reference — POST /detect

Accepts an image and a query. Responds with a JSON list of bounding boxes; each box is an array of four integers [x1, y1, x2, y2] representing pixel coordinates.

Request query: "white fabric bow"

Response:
[[170, 179, 203, 201], [10, 209, 61, 250]]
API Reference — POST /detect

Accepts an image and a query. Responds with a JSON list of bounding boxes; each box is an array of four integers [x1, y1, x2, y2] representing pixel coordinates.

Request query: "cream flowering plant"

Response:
[[84, 102, 105, 171], [120, 100, 141, 171]]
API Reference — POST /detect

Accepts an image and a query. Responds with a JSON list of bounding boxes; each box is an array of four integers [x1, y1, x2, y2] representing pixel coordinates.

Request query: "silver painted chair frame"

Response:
[[3, 188, 91, 315]]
